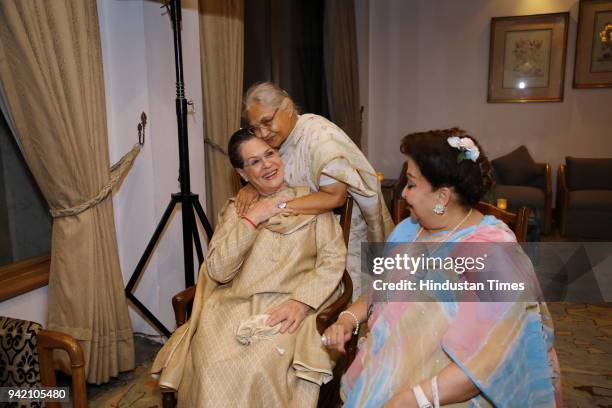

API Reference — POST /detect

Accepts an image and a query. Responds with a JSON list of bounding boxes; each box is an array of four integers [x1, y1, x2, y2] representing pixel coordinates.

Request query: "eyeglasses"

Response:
[[249, 107, 280, 134], [243, 148, 279, 168]]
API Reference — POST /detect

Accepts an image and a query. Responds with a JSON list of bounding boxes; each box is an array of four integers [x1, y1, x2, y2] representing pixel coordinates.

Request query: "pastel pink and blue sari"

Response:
[[341, 215, 560, 407]]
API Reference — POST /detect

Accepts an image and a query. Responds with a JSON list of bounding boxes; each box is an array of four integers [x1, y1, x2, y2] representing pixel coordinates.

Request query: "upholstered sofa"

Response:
[[557, 157, 612, 239], [491, 146, 552, 234]]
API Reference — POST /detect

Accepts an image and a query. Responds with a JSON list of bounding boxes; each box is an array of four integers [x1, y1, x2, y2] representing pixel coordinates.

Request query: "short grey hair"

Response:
[[243, 82, 291, 119]]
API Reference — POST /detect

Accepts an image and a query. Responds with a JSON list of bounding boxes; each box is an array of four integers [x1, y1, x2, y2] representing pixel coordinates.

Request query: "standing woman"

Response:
[[237, 82, 394, 298]]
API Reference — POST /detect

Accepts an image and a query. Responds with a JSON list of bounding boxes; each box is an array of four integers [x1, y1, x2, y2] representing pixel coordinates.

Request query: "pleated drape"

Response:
[[324, 0, 362, 147], [0, 1, 134, 383], [199, 0, 244, 223]]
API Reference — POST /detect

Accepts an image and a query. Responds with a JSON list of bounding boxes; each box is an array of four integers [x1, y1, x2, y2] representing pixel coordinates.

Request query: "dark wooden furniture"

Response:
[[0, 316, 87, 408], [0, 255, 50, 302], [391, 162, 409, 224], [494, 162, 553, 234], [39, 329, 88, 408], [390, 199, 530, 242], [474, 201, 530, 242], [557, 159, 612, 238], [161, 198, 357, 408]]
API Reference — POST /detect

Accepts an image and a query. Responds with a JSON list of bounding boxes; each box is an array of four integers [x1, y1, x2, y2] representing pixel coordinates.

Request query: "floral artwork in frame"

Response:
[[574, 0, 612, 88], [488, 13, 569, 102]]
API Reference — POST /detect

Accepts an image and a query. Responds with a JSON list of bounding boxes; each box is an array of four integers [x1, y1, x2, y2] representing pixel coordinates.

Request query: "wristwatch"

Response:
[[412, 384, 433, 408], [277, 202, 288, 209]]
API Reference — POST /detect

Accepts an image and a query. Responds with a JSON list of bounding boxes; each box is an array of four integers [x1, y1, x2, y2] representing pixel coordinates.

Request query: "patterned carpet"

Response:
[[57, 335, 163, 408], [81, 304, 612, 408], [549, 302, 612, 408]]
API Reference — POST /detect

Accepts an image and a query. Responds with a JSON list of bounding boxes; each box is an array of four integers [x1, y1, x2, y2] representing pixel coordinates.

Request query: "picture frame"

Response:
[[488, 12, 569, 103], [574, 0, 612, 88]]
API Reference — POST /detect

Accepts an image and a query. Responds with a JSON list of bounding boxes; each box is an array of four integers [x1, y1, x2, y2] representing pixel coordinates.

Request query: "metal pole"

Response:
[[170, 0, 195, 288]]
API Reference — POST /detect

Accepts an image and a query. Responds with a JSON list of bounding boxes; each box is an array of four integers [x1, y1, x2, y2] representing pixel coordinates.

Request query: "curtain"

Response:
[[200, 0, 244, 224], [0, 1, 134, 383], [324, 0, 362, 147]]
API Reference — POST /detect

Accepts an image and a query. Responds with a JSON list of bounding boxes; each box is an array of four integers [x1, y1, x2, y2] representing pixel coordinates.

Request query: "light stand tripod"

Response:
[[125, 0, 213, 337]]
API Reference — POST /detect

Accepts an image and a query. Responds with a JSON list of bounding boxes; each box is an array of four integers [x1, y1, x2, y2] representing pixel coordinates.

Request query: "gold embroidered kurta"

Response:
[[152, 187, 346, 408]]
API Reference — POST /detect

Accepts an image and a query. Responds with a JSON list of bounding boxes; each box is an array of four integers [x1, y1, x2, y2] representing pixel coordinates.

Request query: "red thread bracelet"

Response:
[[241, 216, 258, 229]]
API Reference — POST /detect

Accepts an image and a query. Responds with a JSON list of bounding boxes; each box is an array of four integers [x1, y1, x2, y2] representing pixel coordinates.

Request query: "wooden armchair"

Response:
[[391, 162, 409, 224], [161, 198, 357, 408], [474, 202, 530, 242], [0, 316, 87, 408], [390, 199, 530, 242], [39, 329, 88, 408]]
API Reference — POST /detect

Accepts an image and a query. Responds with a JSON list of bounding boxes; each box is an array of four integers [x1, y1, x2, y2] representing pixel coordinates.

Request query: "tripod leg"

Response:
[[126, 198, 178, 292], [126, 293, 171, 337], [181, 198, 196, 288], [191, 207, 204, 266], [193, 199, 214, 240]]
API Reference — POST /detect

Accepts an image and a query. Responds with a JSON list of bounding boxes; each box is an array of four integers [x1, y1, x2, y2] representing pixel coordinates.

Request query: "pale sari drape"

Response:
[[0, 1, 134, 383], [280, 114, 394, 299]]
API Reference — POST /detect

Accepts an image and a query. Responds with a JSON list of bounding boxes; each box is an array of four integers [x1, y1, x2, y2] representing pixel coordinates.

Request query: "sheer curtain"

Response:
[[0, 1, 134, 383], [199, 0, 244, 223]]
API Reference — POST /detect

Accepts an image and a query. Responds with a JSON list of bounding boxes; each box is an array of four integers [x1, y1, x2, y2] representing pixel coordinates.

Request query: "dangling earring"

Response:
[[433, 203, 446, 215]]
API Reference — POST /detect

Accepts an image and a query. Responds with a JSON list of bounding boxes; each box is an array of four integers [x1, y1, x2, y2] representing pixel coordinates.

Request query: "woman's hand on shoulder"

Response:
[[244, 195, 293, 226], [235, 183, 259, 216], [322, 316, 354, 354], [266, 299, 311, 334]]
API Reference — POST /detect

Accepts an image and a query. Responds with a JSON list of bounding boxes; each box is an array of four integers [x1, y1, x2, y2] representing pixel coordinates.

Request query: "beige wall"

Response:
[[360, 0, 612, 188]]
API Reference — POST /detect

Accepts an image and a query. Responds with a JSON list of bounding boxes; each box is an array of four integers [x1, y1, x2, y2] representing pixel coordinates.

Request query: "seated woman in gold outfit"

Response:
[[151, 128, 346, 408]]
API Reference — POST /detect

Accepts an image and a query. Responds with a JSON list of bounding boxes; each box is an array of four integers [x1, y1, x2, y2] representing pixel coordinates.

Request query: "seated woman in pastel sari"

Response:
[[151, 129, 346, 408], [323, 128, 561, 407]]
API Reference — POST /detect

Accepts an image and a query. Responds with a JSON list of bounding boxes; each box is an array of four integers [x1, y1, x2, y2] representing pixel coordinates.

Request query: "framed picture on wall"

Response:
[[487, 13, 569, 102], [574, 0, 612, 88]]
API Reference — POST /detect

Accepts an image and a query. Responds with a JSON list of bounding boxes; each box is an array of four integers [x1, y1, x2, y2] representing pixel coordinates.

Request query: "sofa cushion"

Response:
[[496, 185, 545, 209], [492, 146, 541, 186], [568, 190, 612, 211], [566, 157, 612, 191]]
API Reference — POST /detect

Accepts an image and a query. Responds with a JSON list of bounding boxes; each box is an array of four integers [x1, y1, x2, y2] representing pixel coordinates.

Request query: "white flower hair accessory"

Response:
[[447, 136, 480, 162]]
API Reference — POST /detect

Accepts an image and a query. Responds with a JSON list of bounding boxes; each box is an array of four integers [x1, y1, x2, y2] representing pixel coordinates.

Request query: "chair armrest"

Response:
[[514, 206, 531, 243], [537, 163, 553, 234], [315, 269, 359, 383], [172, 286, 196, 327], [392, 162, 408, 201], [38, 329, 87, 408], [316, 270, 353, 335], [392, 198, 409, 225], [557, 164, 570, 236]]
